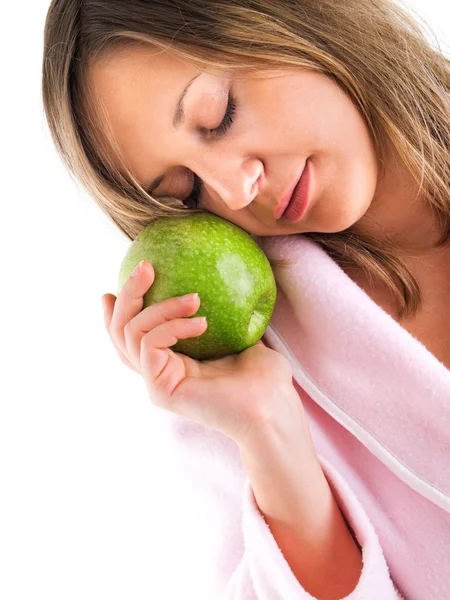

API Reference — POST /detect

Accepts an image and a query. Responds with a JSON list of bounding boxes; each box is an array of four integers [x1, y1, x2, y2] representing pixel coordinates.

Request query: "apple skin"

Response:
[[117, 212, 277, 361]]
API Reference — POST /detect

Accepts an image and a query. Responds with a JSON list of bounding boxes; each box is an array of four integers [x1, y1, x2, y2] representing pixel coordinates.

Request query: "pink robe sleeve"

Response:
[[155, 413, 405, 599], [222, 454, 405, 599]]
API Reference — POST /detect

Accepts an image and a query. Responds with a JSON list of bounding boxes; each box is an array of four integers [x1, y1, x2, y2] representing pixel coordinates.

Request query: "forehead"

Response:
[[85, 46, 202, 181], [88, 45, 195, 93]]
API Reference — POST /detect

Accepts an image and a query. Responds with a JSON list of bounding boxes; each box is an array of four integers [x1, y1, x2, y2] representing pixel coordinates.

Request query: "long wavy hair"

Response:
[[42, 0, 450, 320]]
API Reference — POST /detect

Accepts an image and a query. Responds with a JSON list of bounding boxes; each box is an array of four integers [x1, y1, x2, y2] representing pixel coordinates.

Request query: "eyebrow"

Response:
[[143, 73, 202, 194]]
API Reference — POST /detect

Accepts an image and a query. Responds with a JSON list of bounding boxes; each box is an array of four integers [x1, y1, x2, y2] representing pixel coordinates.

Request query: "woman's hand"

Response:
[[101, 261, 306, 447]]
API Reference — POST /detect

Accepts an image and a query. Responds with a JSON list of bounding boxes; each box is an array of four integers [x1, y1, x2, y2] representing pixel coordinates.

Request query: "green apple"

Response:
[[117, 212, 277, 361]]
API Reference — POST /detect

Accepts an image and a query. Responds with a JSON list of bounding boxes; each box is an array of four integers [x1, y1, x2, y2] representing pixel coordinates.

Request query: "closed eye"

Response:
[[209, 92, 237, 137], [183, 92, 237, 208]]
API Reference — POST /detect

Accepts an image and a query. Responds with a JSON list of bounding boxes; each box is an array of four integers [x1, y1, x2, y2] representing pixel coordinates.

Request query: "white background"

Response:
[[1, 1, 449, 599]]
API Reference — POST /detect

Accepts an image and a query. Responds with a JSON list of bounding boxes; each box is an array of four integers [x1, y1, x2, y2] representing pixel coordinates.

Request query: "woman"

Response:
[[42, 1, 450, 598]]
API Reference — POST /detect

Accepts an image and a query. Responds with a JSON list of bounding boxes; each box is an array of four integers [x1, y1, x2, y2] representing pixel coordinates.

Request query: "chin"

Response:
[[306, 194, 373, 234]]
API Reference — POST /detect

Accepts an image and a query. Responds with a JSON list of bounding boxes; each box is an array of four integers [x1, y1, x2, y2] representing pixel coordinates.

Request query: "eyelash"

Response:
[[183, 93, 237, 208]]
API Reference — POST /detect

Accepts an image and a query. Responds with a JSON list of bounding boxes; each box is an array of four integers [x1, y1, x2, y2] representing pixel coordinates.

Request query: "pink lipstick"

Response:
[[282, 159, 312, 222]]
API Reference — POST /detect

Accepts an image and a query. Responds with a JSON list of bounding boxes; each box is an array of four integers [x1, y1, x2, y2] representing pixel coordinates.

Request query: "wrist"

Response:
[[260, 475, 363, 598], [238, 406, 328, 523], [240, 385, 315, 456], [238, 406, 363, 597]]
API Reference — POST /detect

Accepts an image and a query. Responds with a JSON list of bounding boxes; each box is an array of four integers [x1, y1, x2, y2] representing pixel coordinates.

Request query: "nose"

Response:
[[190, 154, 263, 210]]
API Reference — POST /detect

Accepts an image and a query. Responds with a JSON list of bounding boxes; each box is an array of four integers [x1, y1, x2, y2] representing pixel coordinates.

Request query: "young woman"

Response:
[[42, 1, 450, 598]]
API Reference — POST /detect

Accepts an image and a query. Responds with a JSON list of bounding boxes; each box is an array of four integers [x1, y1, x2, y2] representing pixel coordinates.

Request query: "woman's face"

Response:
[[87, 45, 381, 237]]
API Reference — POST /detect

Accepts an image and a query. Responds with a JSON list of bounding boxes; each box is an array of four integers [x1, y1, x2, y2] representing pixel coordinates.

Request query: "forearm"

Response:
[[239, 414, 363, 600]]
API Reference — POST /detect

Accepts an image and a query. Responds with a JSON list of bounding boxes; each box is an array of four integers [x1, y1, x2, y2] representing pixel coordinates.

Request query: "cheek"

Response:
[[307, 149, 378, 233]]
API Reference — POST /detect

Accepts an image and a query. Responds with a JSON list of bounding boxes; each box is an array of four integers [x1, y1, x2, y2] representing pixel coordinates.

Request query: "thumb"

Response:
[[101, 294, 116, 329]]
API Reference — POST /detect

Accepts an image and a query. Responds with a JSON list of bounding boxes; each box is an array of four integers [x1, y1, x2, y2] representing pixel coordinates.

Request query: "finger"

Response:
[[109, 261, 155, 359], [124, 293, 201, 369], [102, 293, 140, 373], [140, 316, 207, 402]]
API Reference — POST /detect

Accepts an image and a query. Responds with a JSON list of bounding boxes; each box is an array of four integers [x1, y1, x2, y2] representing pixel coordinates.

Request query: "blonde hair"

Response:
[[42, 0, 450, 320]]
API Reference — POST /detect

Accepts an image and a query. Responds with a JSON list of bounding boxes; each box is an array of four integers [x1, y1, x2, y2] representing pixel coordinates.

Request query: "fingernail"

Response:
[[191, 316, 207, 324], [179, 293, 199, 302], [132, 261, 145, 277]]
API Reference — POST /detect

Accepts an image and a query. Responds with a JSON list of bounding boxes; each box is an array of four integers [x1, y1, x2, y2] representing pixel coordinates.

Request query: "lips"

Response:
[[275, 162, 307, 220]]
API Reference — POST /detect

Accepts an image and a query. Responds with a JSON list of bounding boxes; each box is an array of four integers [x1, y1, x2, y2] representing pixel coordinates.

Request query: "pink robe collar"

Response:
[[253, 234, 450, 512]]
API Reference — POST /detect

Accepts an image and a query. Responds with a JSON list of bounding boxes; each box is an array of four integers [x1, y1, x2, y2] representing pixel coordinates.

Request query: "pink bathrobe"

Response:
[[155, 234, 450, 599]]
